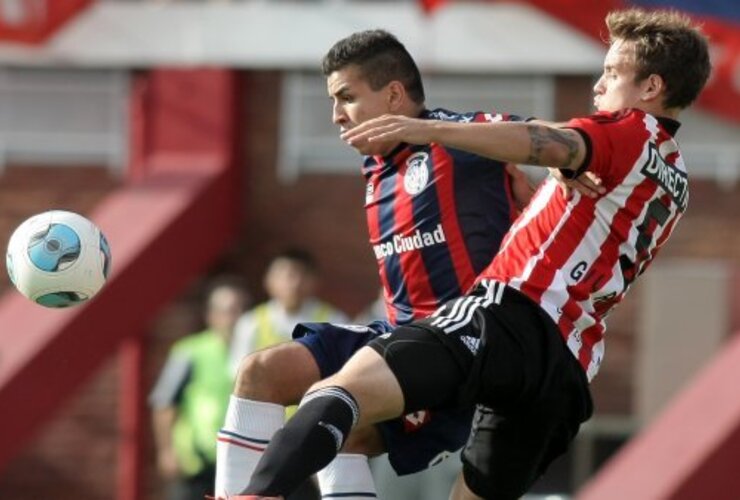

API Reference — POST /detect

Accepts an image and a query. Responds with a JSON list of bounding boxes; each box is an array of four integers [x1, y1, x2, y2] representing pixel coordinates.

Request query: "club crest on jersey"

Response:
[[403, 152, 430, 196]]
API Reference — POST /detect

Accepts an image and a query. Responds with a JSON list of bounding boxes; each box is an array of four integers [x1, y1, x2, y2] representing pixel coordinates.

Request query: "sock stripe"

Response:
[[218, 428, 270, 445], [216, 436, 267, 452], [217, 429, 271, 452]]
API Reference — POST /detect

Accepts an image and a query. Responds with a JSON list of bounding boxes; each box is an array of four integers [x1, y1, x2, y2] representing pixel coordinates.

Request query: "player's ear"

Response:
[[386, 81, 405, 111], [641, 73, 664, 102]]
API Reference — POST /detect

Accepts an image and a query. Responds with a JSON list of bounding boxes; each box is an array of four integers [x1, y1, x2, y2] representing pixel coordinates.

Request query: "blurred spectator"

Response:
[[229, 248, 348, 374], [149, 277, 250, 500]]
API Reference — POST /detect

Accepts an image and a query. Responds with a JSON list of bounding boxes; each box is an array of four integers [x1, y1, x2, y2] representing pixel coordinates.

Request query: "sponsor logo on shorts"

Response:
[[372, 223, 447, 259], [460, 335, 481, 354], [403, 410, 431, 432]]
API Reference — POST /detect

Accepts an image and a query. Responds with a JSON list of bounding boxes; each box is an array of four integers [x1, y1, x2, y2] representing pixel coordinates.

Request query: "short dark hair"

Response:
[[322, 29, 425, 105], [607, 8, 711, 109]]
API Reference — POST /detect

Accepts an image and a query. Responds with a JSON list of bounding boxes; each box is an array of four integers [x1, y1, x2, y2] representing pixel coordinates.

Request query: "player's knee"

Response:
[[235, 343, 320, 404], [234, 349, 275, 399]]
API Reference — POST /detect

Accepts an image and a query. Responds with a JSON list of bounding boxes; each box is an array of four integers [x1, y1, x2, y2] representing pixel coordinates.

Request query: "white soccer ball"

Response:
[[5, 210, 112, 308]]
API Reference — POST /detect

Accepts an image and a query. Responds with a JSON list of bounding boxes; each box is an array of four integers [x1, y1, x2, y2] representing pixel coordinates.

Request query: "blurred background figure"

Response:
[[230, 248, 348, 375], [149, 278, 250, 500]]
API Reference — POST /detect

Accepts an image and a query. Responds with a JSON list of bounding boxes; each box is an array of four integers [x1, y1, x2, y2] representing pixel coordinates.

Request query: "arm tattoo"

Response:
[[526, 125, 580, 168]]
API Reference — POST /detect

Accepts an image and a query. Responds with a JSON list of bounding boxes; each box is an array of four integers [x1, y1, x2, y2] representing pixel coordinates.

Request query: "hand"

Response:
[[341, 114, 435, 148], [549, 168, 605, 199], [506, 164, 536, 210]]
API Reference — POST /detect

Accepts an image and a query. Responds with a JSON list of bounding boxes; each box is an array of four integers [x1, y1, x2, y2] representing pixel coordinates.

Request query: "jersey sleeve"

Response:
[[565, 109, 647, 181]]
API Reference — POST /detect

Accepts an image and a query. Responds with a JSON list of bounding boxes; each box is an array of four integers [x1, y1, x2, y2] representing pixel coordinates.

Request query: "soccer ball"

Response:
[[5, 210, 112, 308]]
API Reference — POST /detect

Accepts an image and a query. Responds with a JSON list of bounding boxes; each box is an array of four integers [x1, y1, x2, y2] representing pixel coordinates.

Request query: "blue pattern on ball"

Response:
[[27, 223, 81, 272], [36, 291, 87, 308]]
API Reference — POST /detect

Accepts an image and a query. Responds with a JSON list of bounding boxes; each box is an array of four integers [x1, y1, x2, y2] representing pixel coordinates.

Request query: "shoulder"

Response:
[[567, 109, 650, 148], [426, 107, 522, 124], [426, 108, 476, 123], [569, 109, 645, 130]]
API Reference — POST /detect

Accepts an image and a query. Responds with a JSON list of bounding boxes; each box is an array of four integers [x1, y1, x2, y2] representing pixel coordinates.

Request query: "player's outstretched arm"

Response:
[[341, 115, 587, 173]]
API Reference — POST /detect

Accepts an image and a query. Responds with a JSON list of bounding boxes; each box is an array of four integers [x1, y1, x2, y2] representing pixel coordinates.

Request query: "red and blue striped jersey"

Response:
[[364, 108, 518, 325]]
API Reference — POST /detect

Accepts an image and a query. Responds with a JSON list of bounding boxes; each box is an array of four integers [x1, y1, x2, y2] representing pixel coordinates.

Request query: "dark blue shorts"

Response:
[[293, 321, 472, 475]]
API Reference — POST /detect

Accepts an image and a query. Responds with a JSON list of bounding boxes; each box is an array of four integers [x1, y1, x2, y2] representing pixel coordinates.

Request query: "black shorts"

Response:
[[368, 280, 593, 499]]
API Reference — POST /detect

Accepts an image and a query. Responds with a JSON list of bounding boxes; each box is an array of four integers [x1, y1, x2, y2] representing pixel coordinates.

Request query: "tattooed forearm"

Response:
[[525, 125, 580, 168]]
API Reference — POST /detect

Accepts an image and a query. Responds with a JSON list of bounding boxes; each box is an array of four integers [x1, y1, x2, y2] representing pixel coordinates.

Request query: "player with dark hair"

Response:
[[214, 29, 539, 499], [233, 8, 712, 500]]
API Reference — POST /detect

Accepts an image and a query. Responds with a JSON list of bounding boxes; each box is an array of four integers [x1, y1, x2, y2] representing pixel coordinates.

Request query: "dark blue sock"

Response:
[[243, 386, 359, 496]]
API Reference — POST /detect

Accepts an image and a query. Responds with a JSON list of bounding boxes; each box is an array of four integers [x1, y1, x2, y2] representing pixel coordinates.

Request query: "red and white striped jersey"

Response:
[[480, 109, 688, 380]]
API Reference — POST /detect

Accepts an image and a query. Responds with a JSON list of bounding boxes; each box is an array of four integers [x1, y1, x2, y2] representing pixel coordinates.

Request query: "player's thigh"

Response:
[[368, 323, 470, 413], [235, 341, 320, 403], [311, 345, 405, 427], [461, 406, 570, 500]]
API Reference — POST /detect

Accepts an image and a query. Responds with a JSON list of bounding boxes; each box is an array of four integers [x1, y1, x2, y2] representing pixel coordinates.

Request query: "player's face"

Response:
[[593, 39, 645, 113], [327, 65, 394, 154]]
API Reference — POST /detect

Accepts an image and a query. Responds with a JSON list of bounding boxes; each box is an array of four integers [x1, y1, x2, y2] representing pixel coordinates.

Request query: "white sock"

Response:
[[214, 396, 285, 498], [317, 453, 378, 499]]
